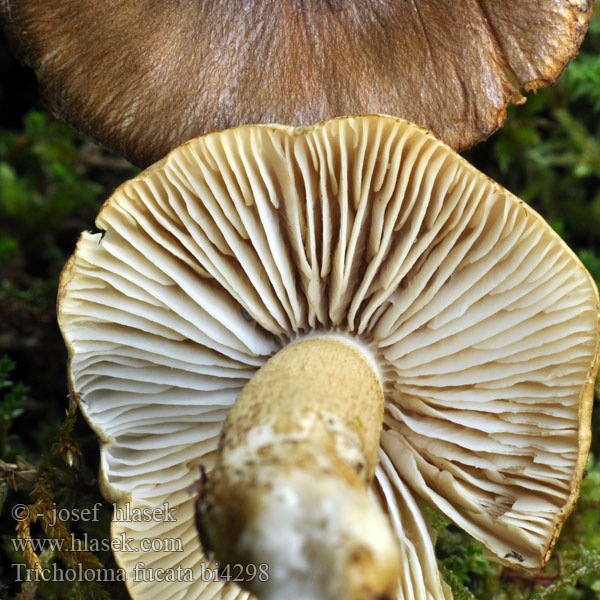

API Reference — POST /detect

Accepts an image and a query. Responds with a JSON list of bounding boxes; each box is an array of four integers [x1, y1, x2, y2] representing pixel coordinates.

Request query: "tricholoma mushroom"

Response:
[[0, 0, 593, 166], [58, 115, 600, 600]]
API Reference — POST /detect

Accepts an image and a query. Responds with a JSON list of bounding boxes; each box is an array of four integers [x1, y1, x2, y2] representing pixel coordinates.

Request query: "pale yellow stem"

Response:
[[198, 336, 400, 600]]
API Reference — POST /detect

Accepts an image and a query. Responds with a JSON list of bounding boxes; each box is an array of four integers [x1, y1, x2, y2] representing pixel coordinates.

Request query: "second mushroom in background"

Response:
[[0, 0, 593, 165], [57, 115, 600, 600]]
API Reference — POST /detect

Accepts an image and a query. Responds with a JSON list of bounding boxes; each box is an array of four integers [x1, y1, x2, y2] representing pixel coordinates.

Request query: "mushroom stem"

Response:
[[198, 336, 400, 600]]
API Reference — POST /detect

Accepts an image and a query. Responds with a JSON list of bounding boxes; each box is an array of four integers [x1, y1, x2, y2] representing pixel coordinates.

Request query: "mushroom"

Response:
[[57, 115, 600, 600], [1, 1, 593, 166]]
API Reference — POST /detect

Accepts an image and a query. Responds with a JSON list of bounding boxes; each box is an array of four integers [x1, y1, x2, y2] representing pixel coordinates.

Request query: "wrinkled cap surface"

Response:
[[1, 0, 593, 166], [58, 115, 600, 600]]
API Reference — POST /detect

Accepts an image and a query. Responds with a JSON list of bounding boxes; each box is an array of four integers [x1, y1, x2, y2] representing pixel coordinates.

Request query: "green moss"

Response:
[[0, 108, 135, 600], [1, 6, 600, 599]]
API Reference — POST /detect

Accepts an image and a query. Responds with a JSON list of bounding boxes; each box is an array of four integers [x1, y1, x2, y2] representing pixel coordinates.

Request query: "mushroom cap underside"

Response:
[[57, 115, 600, 600], [1, 0, 593, 166]]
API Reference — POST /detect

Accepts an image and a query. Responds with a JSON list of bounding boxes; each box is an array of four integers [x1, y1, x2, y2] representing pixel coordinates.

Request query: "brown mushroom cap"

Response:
[[57, 115, 599, 600], [1, 0, 593, 166]]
